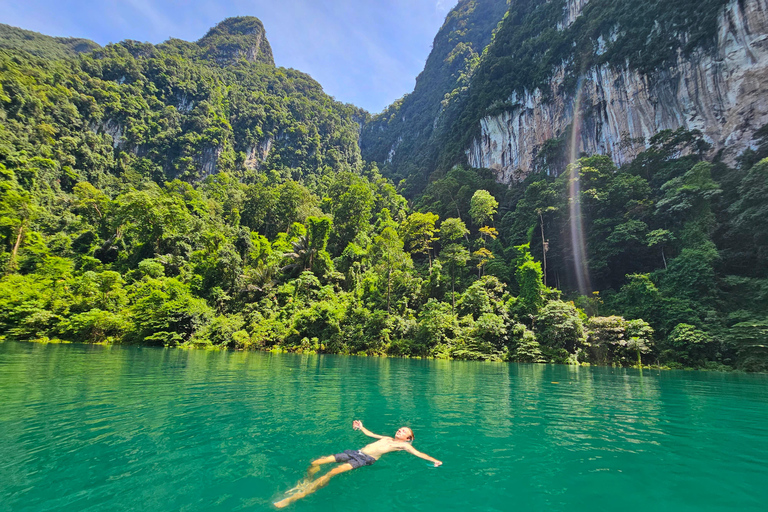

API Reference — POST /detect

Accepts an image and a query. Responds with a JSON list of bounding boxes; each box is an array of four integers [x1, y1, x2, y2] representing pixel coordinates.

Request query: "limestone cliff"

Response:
[[197, 17, 274, 66], [466, 0, 768, 182], [359, 0, 510, 193]]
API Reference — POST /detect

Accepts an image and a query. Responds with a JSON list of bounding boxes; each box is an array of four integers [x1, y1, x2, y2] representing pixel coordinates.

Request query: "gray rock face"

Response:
[[467, 0, 768, 182], [244, 137, 273, 170], [197, 16, 275, 67], [196, 146, 223, 177], [94, 119, 124, 149]]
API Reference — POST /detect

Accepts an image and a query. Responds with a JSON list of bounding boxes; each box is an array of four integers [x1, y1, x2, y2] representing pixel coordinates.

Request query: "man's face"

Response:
[[395, 427, 413, 441]]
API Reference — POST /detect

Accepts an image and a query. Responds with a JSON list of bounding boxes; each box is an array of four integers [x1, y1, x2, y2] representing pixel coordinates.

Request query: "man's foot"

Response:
[[284, 481, 309, 495]]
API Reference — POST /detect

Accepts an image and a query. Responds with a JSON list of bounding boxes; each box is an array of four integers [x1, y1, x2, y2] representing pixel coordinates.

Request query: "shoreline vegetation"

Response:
[[3, 337, 750, 373], [1, 20, 767, 373]]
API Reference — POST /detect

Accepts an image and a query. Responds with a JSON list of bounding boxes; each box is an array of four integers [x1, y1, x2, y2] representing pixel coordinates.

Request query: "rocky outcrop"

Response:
[[467, 0, 768, 182], [557, 0, 590, 29], [197, 17, 274, 66], [196, 146, 223, 177], [244, 137, 273, 170], [93, 119, 124, 149]]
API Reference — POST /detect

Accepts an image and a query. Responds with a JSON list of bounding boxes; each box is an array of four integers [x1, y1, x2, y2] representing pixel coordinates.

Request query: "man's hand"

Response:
[[352, 420, 363, 430], [433, 460, 443, 467]]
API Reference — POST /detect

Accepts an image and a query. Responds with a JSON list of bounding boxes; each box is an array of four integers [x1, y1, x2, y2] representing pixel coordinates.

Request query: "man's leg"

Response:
[[307, 455, 337, 480], [274, 463, 354, 508]]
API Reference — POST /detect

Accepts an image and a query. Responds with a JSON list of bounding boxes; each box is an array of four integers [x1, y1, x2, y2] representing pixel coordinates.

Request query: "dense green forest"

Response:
[[1, 15, 767, 371]]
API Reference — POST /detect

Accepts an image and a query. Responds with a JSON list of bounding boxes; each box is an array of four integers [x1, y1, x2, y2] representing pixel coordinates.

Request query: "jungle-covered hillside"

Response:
[[1, 15, 767, 371]]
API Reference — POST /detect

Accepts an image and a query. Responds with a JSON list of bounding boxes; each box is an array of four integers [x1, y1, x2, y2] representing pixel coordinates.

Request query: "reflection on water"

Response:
[[1, 342, 767, 512]]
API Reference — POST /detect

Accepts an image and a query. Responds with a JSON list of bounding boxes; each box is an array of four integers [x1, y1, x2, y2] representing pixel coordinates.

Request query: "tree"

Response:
[[646, 229, 675, 269], [585, 316, 653, 366], [728, 320, 768, 372], [511, 244, 546, 320], [440, 217, 469, 243], [510, 324, 546, 363], [400, 211, 439, 266], [459, 275, 506, 318], [472, 247, 494, 277], [372, 226, 412, 314], [441, 243, 470, 312], [73, 181, 109, 222], [535, 300, 585, 359], [626, 319, 654, 366], [475, 225, 498, 276], [726, 159, 768, 273], [535, 207, 556, 285], [282, 216, 332, 275], [127, 277, 214, 346], [664, 323, 713, 367], [469, 189, 498, 227], [273, 181, 318, 235], [0, 171, 39, 273], [414, 299, 457, 356], [328, 173, 375, 252]]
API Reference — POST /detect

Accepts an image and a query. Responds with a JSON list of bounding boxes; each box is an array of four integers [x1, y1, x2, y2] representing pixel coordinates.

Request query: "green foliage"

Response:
[[534, 300, 585, 357], [0, 21, 364, 191], [723, 159, 768, 274], [127, 277, 214, 346], [458, 275, 506, 319], [727, 320, 768, 372], [511, 324, 545, 363], [0, 23, 100, 60], [586, 316, 654, 366], [469, 189, 498, 226], [328, 173, 375, 251], [440, 217, 469, 243], [511, 244, 546, 319], [663, 323, 714, 367], [60, 309, 128, 344], [400, 211, 439, 262], [415, 299, 458, 356]]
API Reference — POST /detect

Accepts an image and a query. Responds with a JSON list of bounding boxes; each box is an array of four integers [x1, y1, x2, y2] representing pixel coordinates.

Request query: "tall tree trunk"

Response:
[[8, 224, 24, 272], [451, 268, 456, 313], [539, 212, 547, 287]]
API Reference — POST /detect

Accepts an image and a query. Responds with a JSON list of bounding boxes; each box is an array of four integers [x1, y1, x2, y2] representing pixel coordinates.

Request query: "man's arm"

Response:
[[404, 444, 443, 467], [352, 420, 385, 439]]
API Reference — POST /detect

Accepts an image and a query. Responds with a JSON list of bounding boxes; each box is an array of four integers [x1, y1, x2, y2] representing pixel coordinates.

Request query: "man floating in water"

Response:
[[274, 420, 442, 508]]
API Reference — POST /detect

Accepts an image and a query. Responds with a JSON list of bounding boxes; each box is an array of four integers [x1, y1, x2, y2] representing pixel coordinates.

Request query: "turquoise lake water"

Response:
[[1, 341, 767, 511]]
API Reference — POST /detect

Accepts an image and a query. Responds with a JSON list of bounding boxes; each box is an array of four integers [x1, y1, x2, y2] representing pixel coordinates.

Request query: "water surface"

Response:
[[1, 341, 767, 511]]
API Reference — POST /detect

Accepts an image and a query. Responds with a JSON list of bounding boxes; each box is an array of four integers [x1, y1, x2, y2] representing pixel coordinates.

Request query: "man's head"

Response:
[[394, 426, 414, 442]]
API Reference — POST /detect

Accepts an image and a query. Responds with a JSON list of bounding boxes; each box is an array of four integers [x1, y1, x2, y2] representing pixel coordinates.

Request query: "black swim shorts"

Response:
[[333, 449, 376, 469]]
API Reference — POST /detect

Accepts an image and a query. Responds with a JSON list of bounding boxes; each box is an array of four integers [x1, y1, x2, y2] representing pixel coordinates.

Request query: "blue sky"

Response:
[[0, 0, 457, 113]]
